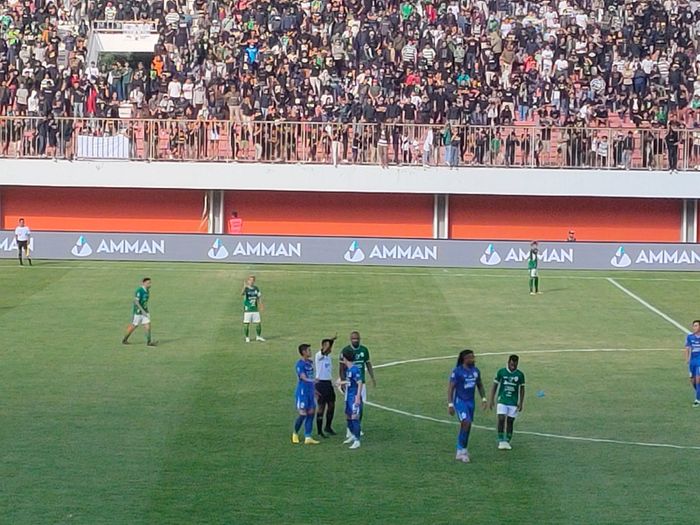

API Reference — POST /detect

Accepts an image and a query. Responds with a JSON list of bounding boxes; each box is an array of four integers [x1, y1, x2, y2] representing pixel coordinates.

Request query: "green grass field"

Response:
[[1, 260, 698, 525]]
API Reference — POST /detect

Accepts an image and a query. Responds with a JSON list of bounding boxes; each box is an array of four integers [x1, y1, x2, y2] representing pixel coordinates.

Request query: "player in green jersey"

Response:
[[488, 355, 525, 450], [528, 241, 540, 295], [122, 277, 157, 346], [241, 275, 265, 343], [339, 331, 375, 440]]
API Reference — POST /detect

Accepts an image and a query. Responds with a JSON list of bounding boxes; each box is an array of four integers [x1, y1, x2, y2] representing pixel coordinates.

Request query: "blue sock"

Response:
[[354, 420, 362, 439], [695, 382, 700, 400], [294, 415, 304, 433], [304, 414, 314, 437], [457, 428, 467, 450], [462, 427, 471, 449]]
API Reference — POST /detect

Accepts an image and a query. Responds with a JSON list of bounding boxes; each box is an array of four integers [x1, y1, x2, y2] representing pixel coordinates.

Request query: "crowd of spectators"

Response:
[[3, 0, 700, 169]]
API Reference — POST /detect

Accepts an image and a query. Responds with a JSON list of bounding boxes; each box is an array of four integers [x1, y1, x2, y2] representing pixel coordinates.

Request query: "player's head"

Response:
[[321, 338, 334, 353], [18, 218, 25, 226], [342, 348, 356, 365], [350, 331, 361, 347], [298, 343, 311, 358], [457, 349, 475, 367], [508, 354, 519, 371], [693, 320, 700, 334], [246, 275, 255, 286], [531, 241, 538, 249], [142, 277, 152, 289]]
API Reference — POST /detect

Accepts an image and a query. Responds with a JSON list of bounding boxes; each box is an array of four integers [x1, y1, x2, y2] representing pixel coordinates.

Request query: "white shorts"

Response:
[[497, 403, 518, 418], [243, 312, 261, 323], [529, 268, 539, 278], [132, 314, 151, 326]]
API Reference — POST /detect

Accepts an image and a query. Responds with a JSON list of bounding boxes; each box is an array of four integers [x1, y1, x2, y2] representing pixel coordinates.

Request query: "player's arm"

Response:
[[133, 296, 147, 315], [366, 360, 376, 387], [447, 378, 456, 416], [685, 345, 691, 364], [355, 380, 364, 406], [488, 380, 498, 410], [477, 375, 487, 410], [518, 384, 525, 412]]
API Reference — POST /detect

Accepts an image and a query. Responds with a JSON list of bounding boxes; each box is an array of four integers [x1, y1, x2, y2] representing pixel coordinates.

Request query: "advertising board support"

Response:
[[682, 199, 698, 243]]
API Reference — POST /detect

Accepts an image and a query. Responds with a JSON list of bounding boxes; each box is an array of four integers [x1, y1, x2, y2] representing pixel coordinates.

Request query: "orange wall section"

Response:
[[1, 187, 207, 233], [224, 191, 434, 238], [449, 196, 682, 242]]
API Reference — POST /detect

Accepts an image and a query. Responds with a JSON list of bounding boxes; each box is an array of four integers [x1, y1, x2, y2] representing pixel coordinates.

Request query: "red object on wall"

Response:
[[449, 196, 682, 242], [224, 191, 434, 238], [0, 187, 207, 233]]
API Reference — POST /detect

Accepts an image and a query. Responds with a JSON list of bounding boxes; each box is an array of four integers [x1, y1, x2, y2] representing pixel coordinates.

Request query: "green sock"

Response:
[[256, 323, 262, 337], [146, 330, 151, 344], [244, 324, 250, 337], [498, 432, 505, 441], [506, 432, 513, 442], [529, 278, 534, 292], [534, 277, 539, 292]]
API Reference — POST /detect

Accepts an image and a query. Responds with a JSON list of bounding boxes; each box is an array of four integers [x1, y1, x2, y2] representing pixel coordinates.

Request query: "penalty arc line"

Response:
[[606, 278, 688, 334], [367, 348, 700, 451]]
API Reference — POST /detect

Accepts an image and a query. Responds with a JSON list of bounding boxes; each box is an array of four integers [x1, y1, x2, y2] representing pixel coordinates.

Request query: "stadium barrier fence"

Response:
[[0, 116, 694, 171]]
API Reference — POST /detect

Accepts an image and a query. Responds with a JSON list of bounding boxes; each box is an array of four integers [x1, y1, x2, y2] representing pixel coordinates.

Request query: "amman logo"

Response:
[[208, 238, 229, 260], [71, 236, 93, 257], [344, 241, 366, 263], [610, 246, 632, 268], [479, 244, 502, 266]]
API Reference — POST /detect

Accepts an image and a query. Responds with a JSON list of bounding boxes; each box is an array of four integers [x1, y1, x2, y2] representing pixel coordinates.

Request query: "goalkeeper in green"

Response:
[[528, 241, 541, 295]]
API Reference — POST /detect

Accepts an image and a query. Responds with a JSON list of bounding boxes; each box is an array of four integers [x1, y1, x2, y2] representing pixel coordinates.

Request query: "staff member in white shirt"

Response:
[[14, 218, 32, 266], [314, 335, 337, 438]]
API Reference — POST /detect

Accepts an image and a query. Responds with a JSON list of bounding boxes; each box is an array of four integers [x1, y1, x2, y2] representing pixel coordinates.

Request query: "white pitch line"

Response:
[[373, 348, 676, 369], [365, 400, 700, 451], [606, 278, 688, 334], [3, 261, 700, 282], [368, 348, 700, 451]]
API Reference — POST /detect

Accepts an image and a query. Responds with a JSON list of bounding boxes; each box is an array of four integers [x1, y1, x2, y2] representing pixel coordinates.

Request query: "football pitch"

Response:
[[1, 260, 697, 525]]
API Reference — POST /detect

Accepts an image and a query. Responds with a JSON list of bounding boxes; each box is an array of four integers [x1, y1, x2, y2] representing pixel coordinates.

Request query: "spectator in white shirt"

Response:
[[14, 218, 32, 266]]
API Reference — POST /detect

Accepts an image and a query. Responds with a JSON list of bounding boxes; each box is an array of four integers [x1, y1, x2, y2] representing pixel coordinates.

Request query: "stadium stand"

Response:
[[1, 0, 700, 168]]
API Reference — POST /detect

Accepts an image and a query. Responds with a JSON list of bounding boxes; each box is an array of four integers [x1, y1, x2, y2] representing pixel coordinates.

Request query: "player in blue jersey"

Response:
[[339, 348, 364, 450], [685, 320, 700, 407], [447, 349, 487, 463], [292, 344, 320, 445]]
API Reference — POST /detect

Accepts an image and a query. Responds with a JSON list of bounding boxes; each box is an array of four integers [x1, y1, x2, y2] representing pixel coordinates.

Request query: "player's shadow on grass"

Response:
[[542, 288, 567, 294]]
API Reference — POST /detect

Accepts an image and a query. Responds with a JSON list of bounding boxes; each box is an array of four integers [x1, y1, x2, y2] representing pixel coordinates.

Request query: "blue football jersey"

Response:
[[686, 334, 700, 361], [450, 366, 481, 402], [295, 358, 315, 396], [347, 364, 362, 398]]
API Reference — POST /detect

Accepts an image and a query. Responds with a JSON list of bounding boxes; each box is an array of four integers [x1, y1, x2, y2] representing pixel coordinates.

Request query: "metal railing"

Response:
[[0, 116, 694, 171], [91, 20, 160, 33]]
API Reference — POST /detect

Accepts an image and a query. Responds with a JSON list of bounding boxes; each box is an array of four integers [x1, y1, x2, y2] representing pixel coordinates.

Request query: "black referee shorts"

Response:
[[315, 380, 336, 404], [17, 240, 28, 252]]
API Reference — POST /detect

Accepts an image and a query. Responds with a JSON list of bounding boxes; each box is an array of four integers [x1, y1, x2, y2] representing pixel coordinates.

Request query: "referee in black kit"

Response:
[[314, 335, 337, 438]]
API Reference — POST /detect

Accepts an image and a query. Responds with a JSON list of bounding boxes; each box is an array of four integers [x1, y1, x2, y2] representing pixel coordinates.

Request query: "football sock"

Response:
[[354, 420, 361, 440], [529, 278, 534, 292], [458, 427, 470, 449], [325, 402, 335, 429], [316, 413, 324, 434], [244, 324, 250, 337], [294, 415, 304, 433], [304, 414, 314, 437], [256, 323, 262, 336], [146, 330, 151, 344], [506, 432, 513, 442], [18, 253, 23, 265], [506, 418, 515, 441], [534, 277, 539, 292], [498, 432, 505, 441], [695, 381, 700, 400]]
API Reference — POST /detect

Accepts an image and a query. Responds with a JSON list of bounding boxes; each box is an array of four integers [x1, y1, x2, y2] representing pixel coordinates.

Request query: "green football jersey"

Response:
[[343, 344, 370, 382], [494, 367, 525, 406], [527, 249, 538, 270], [133, 286, 149, 315], [243, 286, 261, 312]]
